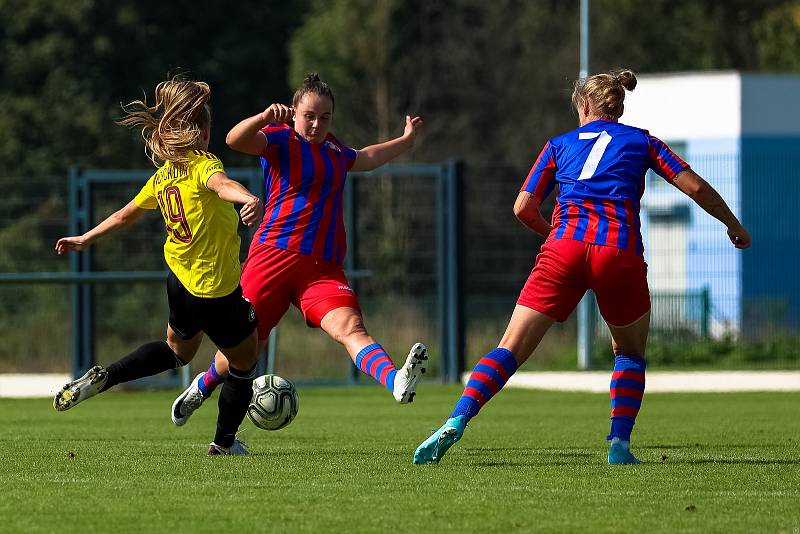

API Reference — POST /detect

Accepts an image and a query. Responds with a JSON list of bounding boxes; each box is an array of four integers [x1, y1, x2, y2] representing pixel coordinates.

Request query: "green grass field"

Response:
[[2, 385, 799, 533]]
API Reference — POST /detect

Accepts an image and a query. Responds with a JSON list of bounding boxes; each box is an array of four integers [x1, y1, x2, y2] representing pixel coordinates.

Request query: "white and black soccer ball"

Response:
[[247, 374, 299, 431]]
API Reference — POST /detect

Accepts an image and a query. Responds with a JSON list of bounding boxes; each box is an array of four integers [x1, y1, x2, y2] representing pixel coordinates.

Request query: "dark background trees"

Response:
[[3, 0, 799, 178], [2, 0, 799, 371]]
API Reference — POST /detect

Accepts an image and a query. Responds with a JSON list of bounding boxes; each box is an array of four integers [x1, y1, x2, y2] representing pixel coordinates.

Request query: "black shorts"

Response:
[[166, 271, 257, 349]]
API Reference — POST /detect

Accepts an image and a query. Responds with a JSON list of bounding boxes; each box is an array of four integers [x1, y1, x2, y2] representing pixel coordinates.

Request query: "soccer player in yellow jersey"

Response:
[[53, 78, 263, 455]]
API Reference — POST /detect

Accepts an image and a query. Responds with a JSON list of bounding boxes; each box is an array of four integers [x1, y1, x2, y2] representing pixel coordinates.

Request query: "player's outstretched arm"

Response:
[[226, 103, 293, 156], [55, 200, 146, 254], [351, 115, 424, 172], [513, 191, 553, 238], [207, 172, 264, 227], [671, 168, 751, 249]]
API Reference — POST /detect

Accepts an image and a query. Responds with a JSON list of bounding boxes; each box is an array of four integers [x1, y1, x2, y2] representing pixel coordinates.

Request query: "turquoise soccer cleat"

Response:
[[608, 437, 641, 464], [413, 415, 467, 465]]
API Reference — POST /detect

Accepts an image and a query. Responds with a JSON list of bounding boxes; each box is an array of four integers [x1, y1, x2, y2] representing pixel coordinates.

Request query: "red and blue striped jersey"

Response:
[[255, 124, 358, 265], [521, 119, 687, 254]]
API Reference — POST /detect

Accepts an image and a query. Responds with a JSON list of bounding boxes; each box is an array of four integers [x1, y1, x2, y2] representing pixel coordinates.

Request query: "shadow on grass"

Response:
[[451, 446, 800, 467], [465, 455, 800, 467], [463, 447, 599, 467], [670, 458, 800, 465], [639, 444, 780, 450]]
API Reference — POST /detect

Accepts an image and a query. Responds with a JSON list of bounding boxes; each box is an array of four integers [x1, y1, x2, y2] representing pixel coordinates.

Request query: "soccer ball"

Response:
[[247, 374, 299, 431]]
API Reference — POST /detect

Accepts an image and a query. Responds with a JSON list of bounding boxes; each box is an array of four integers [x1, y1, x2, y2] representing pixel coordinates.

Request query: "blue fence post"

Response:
[[436, 166, 450, 383], [68, 168, 81, 379], [577, 292, 595, 370], [576, 0, 594, 371], [266, 328, 278, 375], [701, 286, 711, 338], [79, 174, 95, 376], [445, 160, 465, 384]]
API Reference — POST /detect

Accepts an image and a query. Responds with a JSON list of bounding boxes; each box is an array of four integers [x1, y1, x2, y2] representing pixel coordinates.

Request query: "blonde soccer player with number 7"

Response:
[[414, 69, 750, 466]]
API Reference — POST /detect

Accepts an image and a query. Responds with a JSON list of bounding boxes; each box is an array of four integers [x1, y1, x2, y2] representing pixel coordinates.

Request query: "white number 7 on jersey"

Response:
[[578, 131, 613, 180]]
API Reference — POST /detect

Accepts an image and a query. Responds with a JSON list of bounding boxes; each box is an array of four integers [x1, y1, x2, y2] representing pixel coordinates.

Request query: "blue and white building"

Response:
[[621, 72, 800, 336]]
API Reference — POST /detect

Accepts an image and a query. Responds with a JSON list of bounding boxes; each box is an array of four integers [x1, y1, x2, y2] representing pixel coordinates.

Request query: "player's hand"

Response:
[[240, 197, 264, 227], [262, 103, 293, 124], [727, 225, 751, 249], [402, 115, 424, 146], [55, 236, 88, 255]]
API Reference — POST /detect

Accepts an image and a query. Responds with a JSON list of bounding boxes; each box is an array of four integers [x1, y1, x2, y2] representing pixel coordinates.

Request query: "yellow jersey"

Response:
[[134, 150, 241, 298]]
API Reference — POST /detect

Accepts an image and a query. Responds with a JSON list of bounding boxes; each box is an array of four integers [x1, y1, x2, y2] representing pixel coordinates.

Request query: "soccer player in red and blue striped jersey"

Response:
[[414, 69, 751, 465], [255, 120, 354, 264], [522, 124, 687, 255], [172, 74, 428, 425]]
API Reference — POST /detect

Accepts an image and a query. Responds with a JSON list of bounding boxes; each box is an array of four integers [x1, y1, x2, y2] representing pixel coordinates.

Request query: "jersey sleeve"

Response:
[[520, 141, 557, 202], [196, 153, 226, 189], [260, 124, 291, 145], [647, 134, 688, 181], [342, 145, 358, 171], [133, 175, 159, 209]]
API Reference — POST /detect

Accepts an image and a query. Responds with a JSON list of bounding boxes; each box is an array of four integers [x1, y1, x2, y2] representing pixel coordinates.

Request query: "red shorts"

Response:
[[518, 238, 650, 327], [240, 243, 361, 339]]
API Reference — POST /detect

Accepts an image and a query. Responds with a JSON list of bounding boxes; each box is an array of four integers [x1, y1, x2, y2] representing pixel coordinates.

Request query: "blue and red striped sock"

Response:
[[607, 354, 646, 441], [198, 357, 224, 397], [450, 347, 519, 422], [355, 343, 397, 391]]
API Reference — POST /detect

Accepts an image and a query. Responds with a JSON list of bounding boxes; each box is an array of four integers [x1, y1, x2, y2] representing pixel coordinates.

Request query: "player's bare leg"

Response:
[[320, 306, 428, 403], [497, 305, 557, 363]]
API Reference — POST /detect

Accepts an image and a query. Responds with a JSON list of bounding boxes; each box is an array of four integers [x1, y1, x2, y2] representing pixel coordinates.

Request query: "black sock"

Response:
[[102, 341, 187, 391], [214, 365, 256, 448]]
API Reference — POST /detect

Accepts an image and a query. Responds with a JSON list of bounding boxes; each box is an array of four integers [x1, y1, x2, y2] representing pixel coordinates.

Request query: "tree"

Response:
[[755, 1, 800, 72], [0, 0, 308, 177]]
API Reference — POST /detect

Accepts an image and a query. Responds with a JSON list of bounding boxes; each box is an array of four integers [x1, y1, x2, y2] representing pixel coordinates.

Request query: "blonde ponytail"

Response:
[[572, 68, 637, 120], [118, 78, 211, 168]]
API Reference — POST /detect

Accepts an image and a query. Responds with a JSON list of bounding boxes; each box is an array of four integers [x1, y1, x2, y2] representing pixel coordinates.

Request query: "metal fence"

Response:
[[1, 155, 798, 377], [460, 160, 799, 370], [0, 162, 463, 382]]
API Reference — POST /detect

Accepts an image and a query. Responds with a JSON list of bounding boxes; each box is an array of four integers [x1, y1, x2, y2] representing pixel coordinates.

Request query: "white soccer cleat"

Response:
[[53, 365, 108, 412], [207, 439, 250, 456], [393, 342, 428, 404], [171, 373, 207, 427]]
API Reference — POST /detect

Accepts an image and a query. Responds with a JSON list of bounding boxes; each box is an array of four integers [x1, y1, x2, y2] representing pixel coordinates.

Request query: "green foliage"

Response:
[[0, 0, 308, 176], [2, 388, 799, 532], [4, 1, 800, 374], [755, 1, 800, 72], [644, 332, 800, 369], [3, 0, 798, 175]]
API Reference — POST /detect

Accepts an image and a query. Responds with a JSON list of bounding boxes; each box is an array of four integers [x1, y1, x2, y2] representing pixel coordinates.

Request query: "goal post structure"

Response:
[[46, 162, 464, 385]]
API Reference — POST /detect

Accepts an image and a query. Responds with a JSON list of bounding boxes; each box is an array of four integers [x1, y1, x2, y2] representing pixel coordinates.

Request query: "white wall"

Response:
[[621, 71, 800, 138], [620, 72, 741, 139]]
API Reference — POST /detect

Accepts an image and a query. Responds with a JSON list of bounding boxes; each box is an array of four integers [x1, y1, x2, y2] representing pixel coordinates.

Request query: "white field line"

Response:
[[463, 371, 800, 393], [0, 374, 70, 398], [3, 371, 800, 398]]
